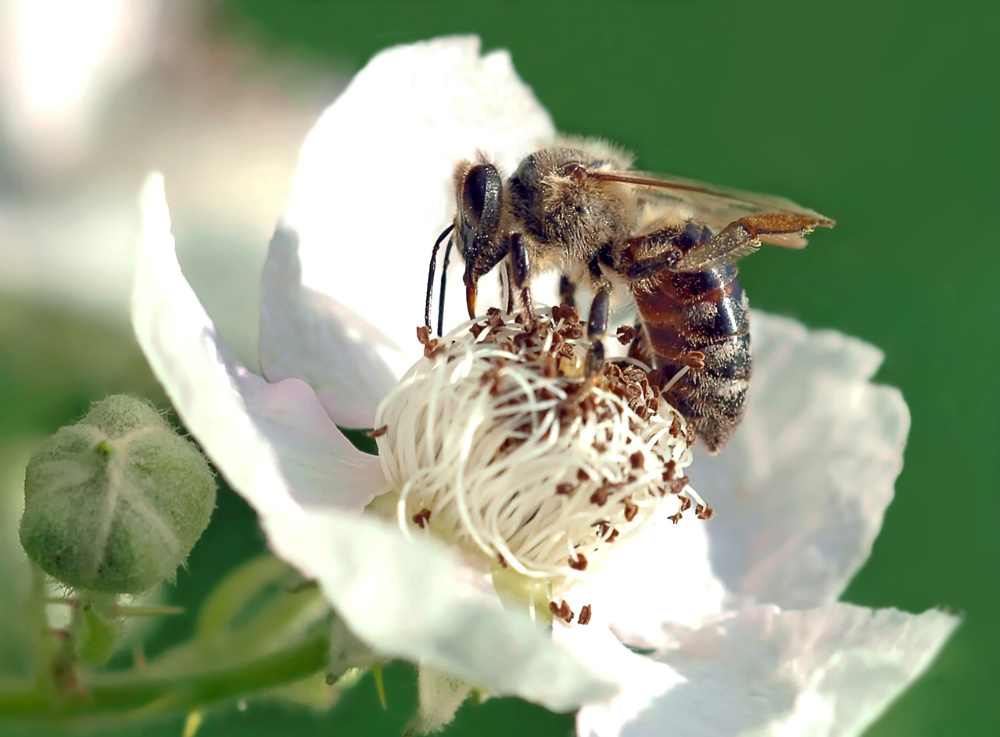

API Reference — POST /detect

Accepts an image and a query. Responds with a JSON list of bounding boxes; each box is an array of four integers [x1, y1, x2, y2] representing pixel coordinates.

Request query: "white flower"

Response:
[[131, 36, 958, 736]]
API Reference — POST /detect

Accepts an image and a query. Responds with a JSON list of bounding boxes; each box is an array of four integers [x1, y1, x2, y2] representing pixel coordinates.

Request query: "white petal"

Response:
[[275, 36, 555, 386], [691, 312, 908, 608], [563, 517, 727, 649], [556, 622, 685, 737], [132, 173, 614, 710], [577, 603, 958, 737], [132, 173, 382, 515], [260, 223, 397, 427]]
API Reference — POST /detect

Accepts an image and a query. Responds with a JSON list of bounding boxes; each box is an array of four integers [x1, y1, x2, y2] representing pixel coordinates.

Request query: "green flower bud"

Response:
[[20, 395, 216, 594]]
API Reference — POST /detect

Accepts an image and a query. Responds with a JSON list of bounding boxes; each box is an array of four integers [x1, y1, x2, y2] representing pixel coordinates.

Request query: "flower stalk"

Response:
[[0, 556, 336, 728], [0, 628, 330, 725]]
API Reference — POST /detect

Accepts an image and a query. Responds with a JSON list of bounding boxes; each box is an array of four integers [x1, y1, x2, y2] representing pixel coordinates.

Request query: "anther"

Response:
[[412, 509, 432, 529], [549, 600, 574, 623], [616, 324, 637, 345]]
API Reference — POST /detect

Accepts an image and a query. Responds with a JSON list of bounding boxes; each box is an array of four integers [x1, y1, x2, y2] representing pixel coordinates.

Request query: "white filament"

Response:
[[374, 313, 700, 584]]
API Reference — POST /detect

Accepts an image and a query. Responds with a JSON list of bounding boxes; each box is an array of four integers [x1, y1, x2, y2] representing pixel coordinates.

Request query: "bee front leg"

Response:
[[509, 233, 537, 329], [501, 261, 515, 315]]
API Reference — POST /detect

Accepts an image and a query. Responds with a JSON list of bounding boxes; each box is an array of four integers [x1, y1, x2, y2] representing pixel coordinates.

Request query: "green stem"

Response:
[[0, 630, 329, 726]]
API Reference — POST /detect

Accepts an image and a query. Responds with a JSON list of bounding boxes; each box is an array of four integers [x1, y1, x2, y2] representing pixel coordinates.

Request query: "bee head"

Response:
[[453, 160, 506, 317]]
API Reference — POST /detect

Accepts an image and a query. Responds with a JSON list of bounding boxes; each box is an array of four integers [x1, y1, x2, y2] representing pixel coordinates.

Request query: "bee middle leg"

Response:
[[585, 258, 611, 378], [559, 275, 577, 309]]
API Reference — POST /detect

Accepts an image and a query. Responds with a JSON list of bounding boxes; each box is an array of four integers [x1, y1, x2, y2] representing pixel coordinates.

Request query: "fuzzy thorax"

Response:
[[373, 307, 710, 591]]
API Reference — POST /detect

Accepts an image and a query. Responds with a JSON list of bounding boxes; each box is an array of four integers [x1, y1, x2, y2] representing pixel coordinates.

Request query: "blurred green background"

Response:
[[1, 0, 997, 735]]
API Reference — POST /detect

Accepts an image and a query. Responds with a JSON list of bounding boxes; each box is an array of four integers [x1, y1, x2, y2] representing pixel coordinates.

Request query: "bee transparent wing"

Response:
[[588, 169, 835, 247]]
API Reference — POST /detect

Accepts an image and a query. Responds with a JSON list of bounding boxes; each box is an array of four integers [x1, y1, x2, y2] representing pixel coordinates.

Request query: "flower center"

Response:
[[373, 307, 709, 590]]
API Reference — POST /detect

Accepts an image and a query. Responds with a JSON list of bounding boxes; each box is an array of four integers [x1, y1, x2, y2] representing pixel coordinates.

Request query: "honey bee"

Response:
[[425, 139, 834, 452]]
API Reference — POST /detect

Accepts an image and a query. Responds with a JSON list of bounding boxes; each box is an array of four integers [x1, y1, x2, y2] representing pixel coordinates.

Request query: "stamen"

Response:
[[374, 308, 709, 589]]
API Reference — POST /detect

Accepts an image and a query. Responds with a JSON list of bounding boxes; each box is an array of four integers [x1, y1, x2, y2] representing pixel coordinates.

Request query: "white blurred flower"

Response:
[[130, 37, 958, 736], [0, 0, 344, 365]]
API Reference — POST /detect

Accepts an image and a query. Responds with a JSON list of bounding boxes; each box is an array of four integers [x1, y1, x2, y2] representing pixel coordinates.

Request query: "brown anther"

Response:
[[668, 512, 682, 524], [662, 459, 677, 481], [696, 504, 715, 520], [549, 600, 574, 623], [469, 322, 486, 338], [560, 323, 584, 340], [669, 415, 682, 438], [669, 475, 690, 495], [367, 425, 388, 439], [683, 350, 706, 370], [623, 499, 638, 522], [412, 508, 432, 529], [423, 338, 441, 358], [578, 605, 592, 625], [629, 450, 644, 470], [556, 483, 575, 496], [606, 529, 619, 543], [616, 324, 637, 345], [679, 496, 692, 513], [552, 303, 580, 323], [416, 325, 431, 345], [569, 554, 588, 571], [497, 554, 508, 568], [577, 468, 591, 482], [590, 485, 610, 506]]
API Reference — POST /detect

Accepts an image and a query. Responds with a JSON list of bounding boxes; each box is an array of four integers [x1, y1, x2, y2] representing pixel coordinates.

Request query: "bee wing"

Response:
[[588, 169, 835, 248]]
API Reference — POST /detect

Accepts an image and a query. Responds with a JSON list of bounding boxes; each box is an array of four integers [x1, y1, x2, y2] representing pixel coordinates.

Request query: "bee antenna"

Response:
[[437, 233, 455, 337], [426, 223, 456, 335]]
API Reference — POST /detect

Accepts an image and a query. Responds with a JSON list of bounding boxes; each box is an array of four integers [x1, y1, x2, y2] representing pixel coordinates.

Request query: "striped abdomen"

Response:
[[630, 258, 751, 453]]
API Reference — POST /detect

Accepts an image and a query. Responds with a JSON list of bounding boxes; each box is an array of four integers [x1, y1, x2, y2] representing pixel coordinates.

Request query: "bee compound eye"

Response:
[[462, 165, 490, 224], [461, 164, 502, 231]]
